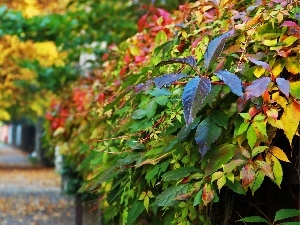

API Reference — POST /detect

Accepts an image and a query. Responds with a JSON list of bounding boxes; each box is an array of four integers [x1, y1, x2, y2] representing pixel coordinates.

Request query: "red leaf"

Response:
[[240, 164, 255, 186], [245, 77, 271, 100], [202, 183, 215, 206], [280, 21, 300, 30], [256, 160, 274, 179], [138, 13, 148, 32]]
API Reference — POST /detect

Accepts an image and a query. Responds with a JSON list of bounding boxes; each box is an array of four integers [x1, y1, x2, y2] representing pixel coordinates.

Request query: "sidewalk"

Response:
[[0, 143, 75, 225], [0, 142, 37, 168]]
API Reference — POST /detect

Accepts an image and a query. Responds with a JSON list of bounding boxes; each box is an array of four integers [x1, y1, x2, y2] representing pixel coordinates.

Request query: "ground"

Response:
[[0, 143, 75, 225]]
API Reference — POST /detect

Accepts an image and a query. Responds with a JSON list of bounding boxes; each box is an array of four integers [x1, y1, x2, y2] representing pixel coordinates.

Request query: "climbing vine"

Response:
[[45, 0, 300, 224]]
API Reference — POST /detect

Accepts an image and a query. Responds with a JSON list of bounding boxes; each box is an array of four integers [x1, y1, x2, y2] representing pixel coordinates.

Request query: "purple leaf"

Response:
[[153, 73, 187, 88], [280, 21, 300, 30], [245, 77, 271, 100], [182, 77, 211, 125], [195, 117, 222, 156], [247, 57, 272, 72], [214, 70, 243, 97], [155, 56, 197, 69], [276, 78, 290, 98], [134, 80, 153, 93], [204, 30, 234, 70]]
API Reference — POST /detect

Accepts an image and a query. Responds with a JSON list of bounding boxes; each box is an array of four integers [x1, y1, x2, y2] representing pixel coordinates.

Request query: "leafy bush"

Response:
[[46, 0, 300, 224]]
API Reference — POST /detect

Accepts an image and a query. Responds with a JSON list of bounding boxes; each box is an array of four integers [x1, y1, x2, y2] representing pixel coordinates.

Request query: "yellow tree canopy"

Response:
[[0, 0, 69, 17]]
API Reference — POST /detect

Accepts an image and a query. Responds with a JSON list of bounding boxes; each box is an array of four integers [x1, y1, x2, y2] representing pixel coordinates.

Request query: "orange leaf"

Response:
[[271, 146, 290, 163], [202, 183, 214, 206]]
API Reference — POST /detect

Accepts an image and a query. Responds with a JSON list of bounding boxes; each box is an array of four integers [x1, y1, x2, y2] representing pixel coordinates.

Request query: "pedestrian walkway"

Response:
[[0, 142, 37, 168], [0, 143, 75, 225]]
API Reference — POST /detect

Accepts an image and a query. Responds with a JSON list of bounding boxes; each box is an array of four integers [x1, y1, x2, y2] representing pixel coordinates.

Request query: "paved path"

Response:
[[0, 143, 75, 225], [0, 143, 37, 168]]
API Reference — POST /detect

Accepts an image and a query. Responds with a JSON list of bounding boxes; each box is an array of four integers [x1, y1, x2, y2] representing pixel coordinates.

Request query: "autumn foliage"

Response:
[[4, 0, 300, 224]]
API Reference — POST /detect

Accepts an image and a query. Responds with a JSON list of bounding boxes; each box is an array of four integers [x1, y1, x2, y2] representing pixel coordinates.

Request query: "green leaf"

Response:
[[145, 160, 171, 183], [252, 146, 268, 157], [127, 200, 145, 225], [223, 159, 246, 173], [162, 167, 200, 181], [211, 110, 230, 128], [144, 196, 150, 212], [279, 222, 300, 225], [253, 121, 267, 137], [148, 88, 171, 96], [235, 122, 249, 137], [226, 179, 246, 194], [237, 216, 269, 223], [240, 113, 251, 120], [204, 144, 235, 176], [177, 116, 201, 140], [250, 170, 265, 195], [126, 140, 145, 150], [131, 109, 147, 119], [193, 189, 203, 206], [272, 155, 283, 187], [202, 85, 222, 107], [256, 23, 282, 39], [146, 100, 157, 119], [290, 81, 300, 99], [152, 184, 189, 207], [154, 96, 169, 106], [274, 209, 300, 222], [247, 124, 257, 149], [195, 117, 222, 156], [155, 30, 168, 45], [182, 77, 211, 125]]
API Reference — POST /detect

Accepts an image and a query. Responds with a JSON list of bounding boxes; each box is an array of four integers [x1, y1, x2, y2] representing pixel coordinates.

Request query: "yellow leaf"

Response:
[[181, 30, 188, 39], [276, 12, 283, 23], [53, 127, 65, 137], [271, 146, 290, 162], [281, 101, 300, 144], [254, 67, 266, 78], [270, 155, 283, 187], [139, 191, 146, 200], [267, 118, 284, 129], [217, 175, 226, 191], [263, 39, 277, 46], [272, 91, 288, 108], [211, 171, 223, 182], [0, 109, 10, 121], [283, 36, 298, 47], [285, 57, 300, 75], [272, 60, 284, 77], [147, 191, 155, 198], [144, 195, 150, 212], [129, 45, 140, 56]]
